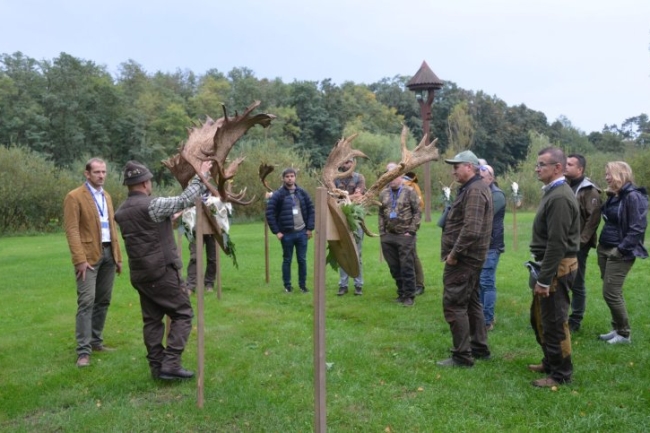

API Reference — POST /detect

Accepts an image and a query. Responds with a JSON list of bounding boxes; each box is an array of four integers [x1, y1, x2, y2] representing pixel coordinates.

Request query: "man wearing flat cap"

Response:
[[438, 150, 493, 367], [115, 159, 212, 381]]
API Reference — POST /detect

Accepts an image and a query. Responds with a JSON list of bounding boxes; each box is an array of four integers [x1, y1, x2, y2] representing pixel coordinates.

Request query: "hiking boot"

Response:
[[76, 354, 90, 367], [354, 286, 363, 296], [159, 367, 195, 380], [337, 286, 348, 296]]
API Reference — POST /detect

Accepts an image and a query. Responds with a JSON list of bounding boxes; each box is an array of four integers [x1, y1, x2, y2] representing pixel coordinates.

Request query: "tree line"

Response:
[[1, 51, 649, 234]]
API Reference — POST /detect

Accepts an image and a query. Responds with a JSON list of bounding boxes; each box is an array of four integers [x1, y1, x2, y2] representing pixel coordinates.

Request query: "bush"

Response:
[[0, 146, 76, 234]]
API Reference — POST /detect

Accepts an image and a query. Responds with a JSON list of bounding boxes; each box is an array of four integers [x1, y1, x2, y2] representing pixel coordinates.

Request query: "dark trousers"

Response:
[[381, 233, 416, 298], [443, 261, 489, 365], [414, 244, 424, 289], [530, 257, 577, 383], [569, 246, 590, 328], [133, 265, 194, 373], [187, 235, 217, 288], [281, 229, 308, 289]]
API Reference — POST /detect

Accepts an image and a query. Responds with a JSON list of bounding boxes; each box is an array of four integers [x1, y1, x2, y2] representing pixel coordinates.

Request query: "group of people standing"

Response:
[[64, 150, 646, 387], [433, 147, 647, 388], [65, 158, 213, 380]]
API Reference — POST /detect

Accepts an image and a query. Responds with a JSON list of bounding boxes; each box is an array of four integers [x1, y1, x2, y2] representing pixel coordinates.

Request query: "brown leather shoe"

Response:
[[527, 363, 545, 373], [76, 354, 90, 367], [92, 345, 116, 352], [532, 377, 561, 388]]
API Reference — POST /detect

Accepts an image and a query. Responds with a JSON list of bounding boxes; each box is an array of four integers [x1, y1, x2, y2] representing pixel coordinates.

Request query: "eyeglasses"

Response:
[[535, 161, 559, 169]]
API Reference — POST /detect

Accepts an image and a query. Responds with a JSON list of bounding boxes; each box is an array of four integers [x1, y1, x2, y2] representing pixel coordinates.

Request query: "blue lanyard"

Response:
[[86, 183, 105, 217], [544, 178, 565, 194], [390, 186, 402, 211]]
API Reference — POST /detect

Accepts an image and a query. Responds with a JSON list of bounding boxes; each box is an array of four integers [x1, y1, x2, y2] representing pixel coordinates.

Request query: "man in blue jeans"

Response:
[[265, 168, 315, 293], [478, 164, 506, 331]]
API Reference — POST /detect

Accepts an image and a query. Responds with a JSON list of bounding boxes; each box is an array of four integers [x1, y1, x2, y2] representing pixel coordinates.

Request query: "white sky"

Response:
[[1, 0, 649, 133]]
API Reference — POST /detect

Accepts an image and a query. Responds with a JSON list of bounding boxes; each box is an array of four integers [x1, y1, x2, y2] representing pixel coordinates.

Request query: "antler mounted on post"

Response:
[[320, 125, 440, 277], [162, 101, 275, 255], [321, 133, 368, 204], [162, 100, 275, 205], [358, 125, 439, 208]]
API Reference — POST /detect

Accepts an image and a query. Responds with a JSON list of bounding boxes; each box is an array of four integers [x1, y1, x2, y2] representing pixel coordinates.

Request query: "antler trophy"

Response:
[[162, 100, 275, 255], [321, 125, 439, 276]]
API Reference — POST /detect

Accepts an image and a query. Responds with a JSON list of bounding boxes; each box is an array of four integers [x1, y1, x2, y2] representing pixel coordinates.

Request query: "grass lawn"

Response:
[[1, 213, 649, 432]]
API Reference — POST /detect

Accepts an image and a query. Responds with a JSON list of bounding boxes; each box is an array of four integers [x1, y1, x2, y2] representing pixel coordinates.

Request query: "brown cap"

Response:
[[123, 160, 153, 186]]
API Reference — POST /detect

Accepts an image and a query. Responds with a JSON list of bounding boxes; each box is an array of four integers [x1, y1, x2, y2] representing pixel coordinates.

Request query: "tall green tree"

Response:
[[0, 52, 49, 150], [40, 53, 122, 167]]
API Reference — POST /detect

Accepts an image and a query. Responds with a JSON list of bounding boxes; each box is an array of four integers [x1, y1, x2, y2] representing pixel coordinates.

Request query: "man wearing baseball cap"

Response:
[[438, 150, 493, 367]]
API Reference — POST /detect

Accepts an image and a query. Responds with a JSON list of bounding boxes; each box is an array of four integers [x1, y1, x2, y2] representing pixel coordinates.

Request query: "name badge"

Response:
[[292, 208, 299, 215], [101, 221, 109, 229], [389, 211, 397, 219]]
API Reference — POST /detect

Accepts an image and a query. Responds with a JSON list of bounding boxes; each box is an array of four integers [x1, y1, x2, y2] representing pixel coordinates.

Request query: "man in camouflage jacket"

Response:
[[378, 163, 421, 306]]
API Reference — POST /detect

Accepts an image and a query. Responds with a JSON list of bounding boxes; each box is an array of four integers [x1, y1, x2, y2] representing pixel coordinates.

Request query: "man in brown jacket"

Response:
[[438, 150, 493, 367], [564, 154, 602, 332], [64, 157, 122, 368]]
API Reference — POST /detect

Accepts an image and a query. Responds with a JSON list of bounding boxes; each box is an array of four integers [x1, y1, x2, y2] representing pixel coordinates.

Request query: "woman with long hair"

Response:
[[597, 161, 648, 344]]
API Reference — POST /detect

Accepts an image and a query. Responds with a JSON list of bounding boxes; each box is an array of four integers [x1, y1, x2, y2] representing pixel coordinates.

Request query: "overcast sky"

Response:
[[1, 0, 649, 133]]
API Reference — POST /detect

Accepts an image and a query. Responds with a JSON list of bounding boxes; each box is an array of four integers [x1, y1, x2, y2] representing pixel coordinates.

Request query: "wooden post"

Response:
[[512, 200, 518, 251], [313, 188, 327, 432], [195, 197, 205, 409], [215, 239, 222, 299], [264, 217, 270, 284]]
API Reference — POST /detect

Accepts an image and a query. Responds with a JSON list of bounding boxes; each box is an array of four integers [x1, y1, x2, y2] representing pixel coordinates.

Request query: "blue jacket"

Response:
[[266, 185, 315, 234], [599, 182, 648, 260]]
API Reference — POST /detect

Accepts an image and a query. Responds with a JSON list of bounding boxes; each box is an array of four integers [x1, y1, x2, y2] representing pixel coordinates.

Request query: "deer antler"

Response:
[[358, 125, 439, 208], [258, 163, 276, 193], [162, 101, 275, 204], [321, 134, 368, 203]]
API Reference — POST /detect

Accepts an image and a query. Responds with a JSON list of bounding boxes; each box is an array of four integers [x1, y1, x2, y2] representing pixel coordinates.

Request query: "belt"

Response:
[[102, 242, 111, 248]]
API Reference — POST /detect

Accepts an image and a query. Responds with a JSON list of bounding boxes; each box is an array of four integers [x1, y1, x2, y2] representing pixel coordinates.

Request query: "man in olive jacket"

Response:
[[439, 150, 493, 367], [64, 157, 122, 368], [528, 147, 580, 388]]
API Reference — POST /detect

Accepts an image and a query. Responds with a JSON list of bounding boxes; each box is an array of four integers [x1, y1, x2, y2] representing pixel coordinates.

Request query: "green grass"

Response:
[[1, 213, 649, 432]]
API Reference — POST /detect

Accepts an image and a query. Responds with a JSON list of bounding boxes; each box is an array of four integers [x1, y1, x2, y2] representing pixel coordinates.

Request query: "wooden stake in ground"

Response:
[[512, 200, 518, 251], [264, 217, 270, 284], [214, 239, 222, 299], [195, 197, 206, 409], [313, 187, 328, 432]]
